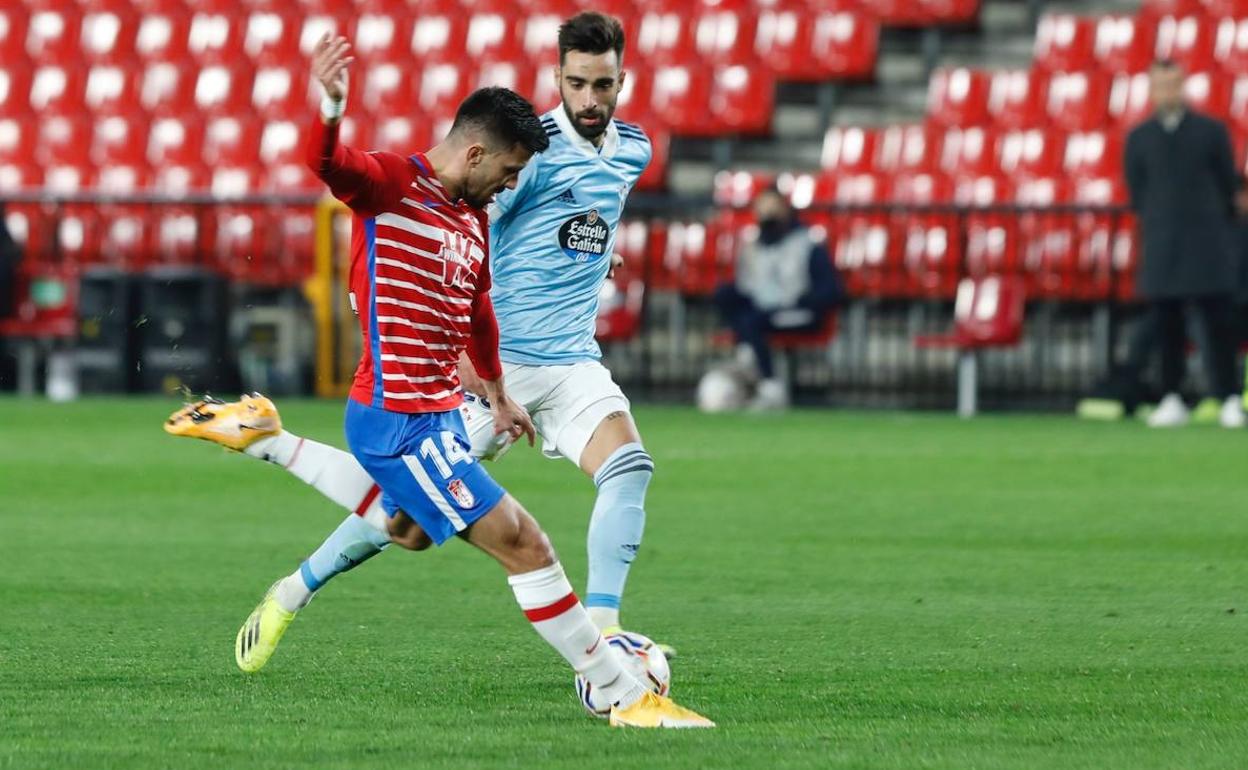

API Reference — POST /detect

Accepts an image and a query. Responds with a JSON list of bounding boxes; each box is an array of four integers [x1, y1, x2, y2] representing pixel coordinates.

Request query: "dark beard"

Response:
[[563, 102, 610, 140]]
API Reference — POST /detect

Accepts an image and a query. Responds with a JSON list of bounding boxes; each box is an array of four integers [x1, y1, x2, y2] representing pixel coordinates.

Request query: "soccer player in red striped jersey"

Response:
[[219, 34, 713, 728]]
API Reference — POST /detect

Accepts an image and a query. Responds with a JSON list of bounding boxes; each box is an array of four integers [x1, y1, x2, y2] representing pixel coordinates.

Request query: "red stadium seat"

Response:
[[0, 117, 37, 166], [1205, 0, 1248, 14], [1108, 71, 1150, 128], [635, 3, 694, 65], [694, 0, 756, 65], [96, 160, 154, 268], [613, 219, 652, 286], [927, 67, 990, 127], [258, 119, 302, 167], [92, 113, 148, 165], [1063, 130, 1123, 178], [242, 6, 300, 63], [634, 128, 669, 191], [36, 112, 92, 165], [613, 67, 653, 125], [140, 59, 197, 114], [414, 60, 472, 124], [891, 169, 958, 297], [713, 169, 774, 207], [0, 62, 33, 117], [84, 62, 140, 114], [1094, 15, 1155, 74], [371, 115, 435, 155], [25, 0, 80, 63], [712, 64, 773, 135], [0, 5, 28, 61], [1215, 17, 1248, 74], [1033, 14, 1095, 72], [821, 126, 879, 172], [186, 1, 245, 63], [134, 0, 190, 62], [1044, 70, 1110, 131], [408, 0, 468, 62], [350, 0, 413, 64], [1183, 70, 1231, 120], [1138, 0, 1203, 16], [986, 69, 1047, 128], [294, 3, 352, 61], [1154, 15, 1216, 72], [359, 59, 413, 116], [1229, 75, 1248, 132], [1013, 174, 1075, 299], [30, 63, 85, 113], [464, 0, 524, 62], [203, 115, 260, 166], [151, 159, 210, 264], [520, 0, 576, 63], [252, 62, 313, 119], [938, 126, 997, 175], [44, 160, 103, 264], [996, 128, 1064, 177], [1070, 175, 1125, 301], [147, 115, 204, 166], [649, 64, 712, 135], [876, 124, 942, 172], [474, 57, 535, 94], [79, 0, 138, 63], [195, 62, 254, 115]]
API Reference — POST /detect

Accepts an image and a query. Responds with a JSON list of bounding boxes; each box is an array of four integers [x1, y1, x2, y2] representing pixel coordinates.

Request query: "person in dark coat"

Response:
[[714, 186, 844, 410], [1124, 59, 1244, 428]]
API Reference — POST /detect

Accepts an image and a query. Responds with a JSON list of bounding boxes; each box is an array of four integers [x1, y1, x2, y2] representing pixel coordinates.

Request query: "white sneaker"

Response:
[[1219, 396, 1245, 429], [749, 378, 789, 412], [1147, 393, 1190, 428]]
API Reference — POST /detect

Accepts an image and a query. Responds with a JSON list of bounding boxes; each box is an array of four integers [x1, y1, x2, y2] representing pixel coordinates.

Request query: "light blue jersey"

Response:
[[488, 106, 651, 365]]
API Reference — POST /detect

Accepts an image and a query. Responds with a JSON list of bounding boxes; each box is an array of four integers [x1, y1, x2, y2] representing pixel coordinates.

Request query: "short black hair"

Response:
[[557, 12, 625, 65], [449, 87, 549, 154]]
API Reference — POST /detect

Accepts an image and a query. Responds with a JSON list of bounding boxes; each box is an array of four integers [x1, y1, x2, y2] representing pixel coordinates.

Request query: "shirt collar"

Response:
[[549, 106, 619, 159]]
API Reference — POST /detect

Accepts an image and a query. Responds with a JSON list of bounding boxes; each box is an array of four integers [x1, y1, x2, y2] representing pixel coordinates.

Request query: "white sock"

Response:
[[273, 570, 314, 613], [508, 562, 648, 709], [246, 431, 390, 537], [588, 606, 620, 630]]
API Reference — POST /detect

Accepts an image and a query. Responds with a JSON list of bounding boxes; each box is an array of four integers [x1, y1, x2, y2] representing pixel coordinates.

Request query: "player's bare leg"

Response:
[[463, 494, 713, 728]]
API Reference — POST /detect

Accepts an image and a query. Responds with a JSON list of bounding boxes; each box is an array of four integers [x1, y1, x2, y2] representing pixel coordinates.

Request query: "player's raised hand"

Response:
[[312, 33, 353, 104]]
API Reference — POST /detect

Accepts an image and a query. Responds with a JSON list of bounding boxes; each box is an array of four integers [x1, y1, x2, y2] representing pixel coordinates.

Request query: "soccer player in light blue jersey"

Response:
[[168, 14, 675, 652]]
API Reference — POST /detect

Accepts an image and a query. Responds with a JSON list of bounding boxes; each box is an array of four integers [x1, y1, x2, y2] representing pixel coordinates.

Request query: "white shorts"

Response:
[[458, 360, 630, 467]]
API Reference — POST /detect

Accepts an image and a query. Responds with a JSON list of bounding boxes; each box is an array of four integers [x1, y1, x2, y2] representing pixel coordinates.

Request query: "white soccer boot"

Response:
[[1147, 393, 1190, 428]]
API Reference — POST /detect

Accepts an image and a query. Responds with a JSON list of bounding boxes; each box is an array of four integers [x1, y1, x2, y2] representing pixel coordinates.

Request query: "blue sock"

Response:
[[299, 514, 391, 592], [585, 442, 653, 623]]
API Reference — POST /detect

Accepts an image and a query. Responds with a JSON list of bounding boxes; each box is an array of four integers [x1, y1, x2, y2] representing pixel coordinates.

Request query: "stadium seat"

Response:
[[414, 60, 472, 125], [891, 170, 959, 298], [195, 62, 254, 115], [1063, 130, 1123, 179], [96, 160, 154, 268], [959, 172, 1016, 279], [612, 219, 655, 287], [1070, 175, 1124, 301], [1229, 75, 1248, 132], [25, 0, 80, 63], [649, 64, 713, 135], [1137, 0, 1203, 16], [938, 126, 997, 175], [693, 0, 756, 65], [92, 113, 148, 165], [359, 58, 414, 116], [30, 63, 85, 113], [252, 62, 313, 119], [84, 62, 140, 114], [79, 0, 138, 63], [133, 0, 190, 62], [147, 115, 204, 166], [913, 275, 1026, 417], [0, 5, 28, 61], [464, 0, 524, 62], [350, 0, 413, 64], [242, 5, 300, 63], [635, 2, 694, 65], [1033, 14, 1095, 72], [371, 115, 435, 156], [1183, 70, 1230, 120], [712, 64, 774, 135], [44, 160, 103, 264], [595, 276, 646, 343], [757, 1, 875, 81], [140, 60, 197, 114], [1154, 15, 1216, 72], [186, 1, 246, 63], [927, 67, 990, 127], [876, 124, 942, 172], [1013, 175, 1076, 299], [151, 159, 211, 264], [713, 169, 774, 208], [613, 66, 653, 125], [986, 69, 1047, 128], [1094, 15, 1156, 74], [634, 128, 669, 191], [408, 0, 468, 62], [36, 112, 92, 165], [0, 117, 37, 166], [1108, 71, 1151, 128], [0, 62, 34, 117], [1044, 70, 1111, 132], [521, 0, 576, 63], [822, 126, 879, 172], [293, 1, 352, 61], [474, 57, 535, 95], [203, 115, 261, 166], [996, 128, 1064, 177]]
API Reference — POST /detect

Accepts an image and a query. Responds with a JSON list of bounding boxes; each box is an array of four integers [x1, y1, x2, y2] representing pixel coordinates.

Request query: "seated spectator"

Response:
[[714, 186, 843, 410]]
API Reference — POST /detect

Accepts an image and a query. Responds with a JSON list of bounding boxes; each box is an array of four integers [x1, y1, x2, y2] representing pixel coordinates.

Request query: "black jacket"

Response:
[[1125, 110, 1236, 299]]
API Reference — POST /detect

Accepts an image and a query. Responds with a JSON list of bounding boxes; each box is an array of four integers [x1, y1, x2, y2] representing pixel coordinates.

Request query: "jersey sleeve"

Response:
[[466, 254, 502, 381], [487, 152, 541, 224], [306, 115, 411, 217]]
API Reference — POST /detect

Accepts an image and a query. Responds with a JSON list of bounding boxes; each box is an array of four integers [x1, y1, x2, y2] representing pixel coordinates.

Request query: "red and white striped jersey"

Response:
[[306, 115, 502, 413]]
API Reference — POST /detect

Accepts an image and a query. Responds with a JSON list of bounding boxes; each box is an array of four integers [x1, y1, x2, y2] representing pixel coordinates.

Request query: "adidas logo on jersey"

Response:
[[557, 188, 578, 205]]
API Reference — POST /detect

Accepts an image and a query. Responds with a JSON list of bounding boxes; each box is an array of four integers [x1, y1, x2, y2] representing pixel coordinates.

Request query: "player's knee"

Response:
[[511, 503, 557, 568]]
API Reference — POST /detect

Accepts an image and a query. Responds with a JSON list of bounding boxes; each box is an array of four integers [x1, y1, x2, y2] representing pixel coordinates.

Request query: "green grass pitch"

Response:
[[1, 398, 1246, 769]]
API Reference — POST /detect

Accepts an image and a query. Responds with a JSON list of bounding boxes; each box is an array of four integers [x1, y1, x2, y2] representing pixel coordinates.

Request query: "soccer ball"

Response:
[[575, 630, 671, 718]]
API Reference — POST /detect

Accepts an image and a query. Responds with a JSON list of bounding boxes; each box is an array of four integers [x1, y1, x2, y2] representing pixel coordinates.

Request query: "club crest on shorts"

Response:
[[447, 478, 476, 509]]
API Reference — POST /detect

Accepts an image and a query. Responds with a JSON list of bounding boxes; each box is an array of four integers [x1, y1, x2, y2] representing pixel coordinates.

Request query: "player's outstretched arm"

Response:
[[305, 33, 406, 215]]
